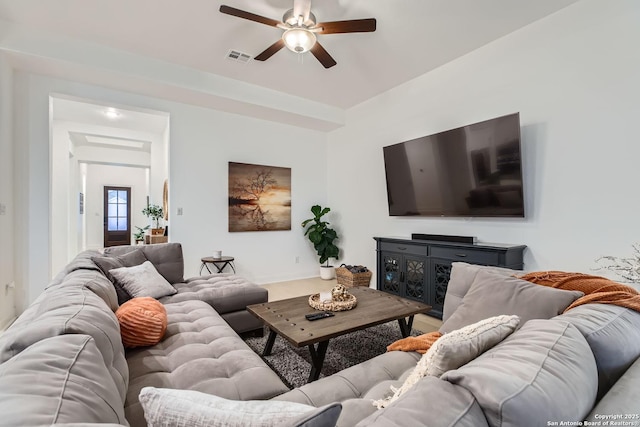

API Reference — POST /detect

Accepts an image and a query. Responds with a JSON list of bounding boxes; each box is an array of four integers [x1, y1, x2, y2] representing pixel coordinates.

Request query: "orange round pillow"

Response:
[[116, 297, 168, 348]]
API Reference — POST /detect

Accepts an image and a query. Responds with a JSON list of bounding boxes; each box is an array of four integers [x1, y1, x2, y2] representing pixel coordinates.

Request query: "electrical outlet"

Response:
[[0, 203, 6, 215], [177, 207, 183, 216], [295, 256, 300, 264]]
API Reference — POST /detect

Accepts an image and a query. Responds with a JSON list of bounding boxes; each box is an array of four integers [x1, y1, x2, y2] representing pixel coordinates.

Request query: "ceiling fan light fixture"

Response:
[[282, 28, 316, 53]]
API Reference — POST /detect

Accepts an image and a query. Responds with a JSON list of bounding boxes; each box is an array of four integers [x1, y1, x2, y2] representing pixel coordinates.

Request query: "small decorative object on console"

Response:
[[309, 284, 357, 311], [336, 264, 372, 288]]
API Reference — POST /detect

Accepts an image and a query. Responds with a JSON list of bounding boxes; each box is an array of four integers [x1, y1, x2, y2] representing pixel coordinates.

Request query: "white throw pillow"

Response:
[[109, 261, 177, 299], [374, 314, 520, 409], [138, 387, 342, 427]]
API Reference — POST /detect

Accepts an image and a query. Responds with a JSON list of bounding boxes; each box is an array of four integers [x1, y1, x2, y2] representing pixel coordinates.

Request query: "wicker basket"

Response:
[[336, 266, 372, 288], [309, 293, 357, 312]]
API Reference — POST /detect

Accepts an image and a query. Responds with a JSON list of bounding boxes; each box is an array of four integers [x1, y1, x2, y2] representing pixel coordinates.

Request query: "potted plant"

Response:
[[133, 225, 150, 245], [302, 205, 340, 280], [142, 204, 164, 235]]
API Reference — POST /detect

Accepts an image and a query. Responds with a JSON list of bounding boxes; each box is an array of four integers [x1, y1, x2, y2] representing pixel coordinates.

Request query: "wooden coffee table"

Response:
[[246, 287, 431, 383]]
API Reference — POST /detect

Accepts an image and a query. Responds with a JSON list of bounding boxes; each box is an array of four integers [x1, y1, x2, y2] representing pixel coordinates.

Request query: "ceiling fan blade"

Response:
[[317, 18, 377, 34], [310, 42, 337, 69], [254, 39, 286, 61], [219, 5, 281, 27], [293, 0, 311, 22]]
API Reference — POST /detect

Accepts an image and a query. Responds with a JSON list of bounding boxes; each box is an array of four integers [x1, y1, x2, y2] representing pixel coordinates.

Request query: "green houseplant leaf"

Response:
[[301, 205, 340, 266], [142, 204, 164, 229], [133, 225, 150, 241]]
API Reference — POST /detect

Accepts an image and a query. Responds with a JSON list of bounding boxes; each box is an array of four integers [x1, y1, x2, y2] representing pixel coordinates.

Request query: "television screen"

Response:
[[383, 113, 524, 217]]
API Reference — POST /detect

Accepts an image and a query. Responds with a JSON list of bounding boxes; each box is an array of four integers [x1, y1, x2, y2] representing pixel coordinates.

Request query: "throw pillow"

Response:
[[109, 260, 177, 299], [138, 387, 342, 427], [92, 249, 148, 305], [440, 269, 584, 334], [375, 314, 520, 409], [116, 297, 168, 348], [442, 320, 598, 427], [443, 262, 521, 322]]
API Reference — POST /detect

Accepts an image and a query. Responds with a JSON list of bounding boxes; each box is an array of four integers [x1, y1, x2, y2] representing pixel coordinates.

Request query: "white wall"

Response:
[[327, 0, 640, 279], [12, 73, 327, 307], [0, 52, 15, 328], [84, 163, 148, 250]]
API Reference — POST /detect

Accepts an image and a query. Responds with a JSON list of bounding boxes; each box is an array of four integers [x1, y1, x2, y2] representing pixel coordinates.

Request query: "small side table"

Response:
[[200, 256, 236, 274]]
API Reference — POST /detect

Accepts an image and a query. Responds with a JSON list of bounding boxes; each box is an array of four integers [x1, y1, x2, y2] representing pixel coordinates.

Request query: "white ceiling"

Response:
[[52, 96, 169, 134], [0, 1, 580, 107]]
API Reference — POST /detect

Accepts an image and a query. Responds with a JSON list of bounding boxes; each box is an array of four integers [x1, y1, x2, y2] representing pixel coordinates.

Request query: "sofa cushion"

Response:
[[356, 376, 489, 427], [585, 356, 640, 422], [49, 249, 103, 287], [163, 274, 268, 314], [0, 283, 129, 402], [442, 319, 598, 427], [273, 350, 421, 426], [105, 243, 184, 284], [555, 303, 640, 399], [92, 249, 148, 305], [110, 261, 177, 299], [378, 314, 520, 408], [443, 262, 521, 323], [0, 334, 127, 426], [116, 297, 168, 348], [138, 387, 341, 427], [440, 269, 583, 333], [125, 300, 288, 427], [47, 250, 120, 312]]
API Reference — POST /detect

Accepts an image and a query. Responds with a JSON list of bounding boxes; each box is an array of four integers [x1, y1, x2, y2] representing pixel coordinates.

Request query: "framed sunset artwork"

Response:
[[228, 162, 291, 232]]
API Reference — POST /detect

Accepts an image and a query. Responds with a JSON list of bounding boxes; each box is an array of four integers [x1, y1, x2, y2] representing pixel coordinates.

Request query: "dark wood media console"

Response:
[[374, 236, 526, 319]]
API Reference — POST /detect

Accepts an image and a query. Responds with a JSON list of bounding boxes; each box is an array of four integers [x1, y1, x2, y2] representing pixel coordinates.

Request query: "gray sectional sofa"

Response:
[[0, 243, 289, 426], [1, 243, 640, 427], [273, 263, 640, 427]]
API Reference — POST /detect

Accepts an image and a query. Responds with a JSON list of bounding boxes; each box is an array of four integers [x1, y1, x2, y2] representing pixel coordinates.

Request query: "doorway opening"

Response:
[[49, 94, 170, 277]]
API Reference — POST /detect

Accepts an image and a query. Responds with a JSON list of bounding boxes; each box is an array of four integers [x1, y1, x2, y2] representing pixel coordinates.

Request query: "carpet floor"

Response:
[[245, 321, 422, 389]]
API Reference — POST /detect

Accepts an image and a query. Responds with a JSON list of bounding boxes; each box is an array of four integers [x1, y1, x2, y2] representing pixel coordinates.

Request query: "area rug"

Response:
[[245, 321, 422, 389]]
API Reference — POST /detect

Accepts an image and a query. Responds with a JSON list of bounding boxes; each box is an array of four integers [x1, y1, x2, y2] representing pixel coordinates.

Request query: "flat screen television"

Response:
[[383, 113, 524, 217]]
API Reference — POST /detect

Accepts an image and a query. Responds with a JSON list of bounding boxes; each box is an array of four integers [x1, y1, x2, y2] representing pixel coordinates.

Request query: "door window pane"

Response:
[[108, 217, 118, 231], [107, 188, 128, 231]]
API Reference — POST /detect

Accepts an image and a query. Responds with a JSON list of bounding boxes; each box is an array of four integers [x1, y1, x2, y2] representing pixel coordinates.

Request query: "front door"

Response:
[[103, 186, 131, 247]]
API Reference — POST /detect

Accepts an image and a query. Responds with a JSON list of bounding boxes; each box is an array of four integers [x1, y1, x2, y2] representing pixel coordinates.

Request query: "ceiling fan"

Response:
[[219, 0, 376, 69]]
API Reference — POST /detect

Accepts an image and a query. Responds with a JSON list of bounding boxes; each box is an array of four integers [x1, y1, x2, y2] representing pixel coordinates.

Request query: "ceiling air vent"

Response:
[[226, 50, 252, 64]]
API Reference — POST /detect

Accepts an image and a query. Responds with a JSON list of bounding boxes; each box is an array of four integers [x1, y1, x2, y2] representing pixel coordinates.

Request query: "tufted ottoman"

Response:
[[125, 299, 289, 426]]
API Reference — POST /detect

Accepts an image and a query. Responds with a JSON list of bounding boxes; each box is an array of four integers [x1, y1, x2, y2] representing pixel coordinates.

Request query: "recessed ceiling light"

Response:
[[104, 107, 121, 120]]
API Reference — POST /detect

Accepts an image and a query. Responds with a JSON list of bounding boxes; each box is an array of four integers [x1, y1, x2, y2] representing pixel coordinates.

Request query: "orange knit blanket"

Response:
[[387, 271, 640, 353]]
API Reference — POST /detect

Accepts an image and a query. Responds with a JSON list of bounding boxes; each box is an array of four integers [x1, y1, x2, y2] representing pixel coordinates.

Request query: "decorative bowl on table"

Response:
[[308, 284, 357, 312]]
